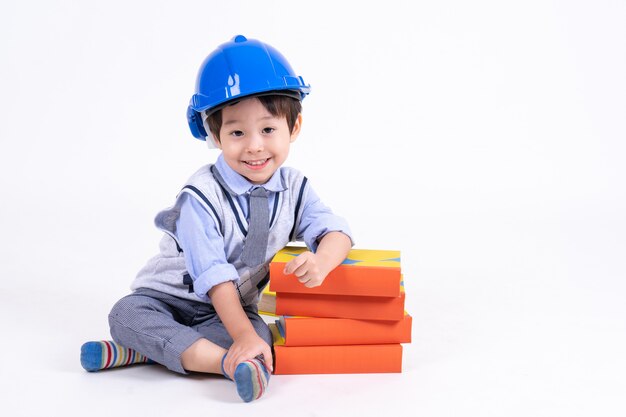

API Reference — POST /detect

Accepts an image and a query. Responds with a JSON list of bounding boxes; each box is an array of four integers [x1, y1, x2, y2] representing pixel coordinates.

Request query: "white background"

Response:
[[1, 0, 625, 415]]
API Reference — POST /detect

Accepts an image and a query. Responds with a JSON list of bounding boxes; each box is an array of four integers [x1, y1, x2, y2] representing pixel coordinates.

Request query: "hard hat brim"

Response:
[[201, 89, 305, 118]]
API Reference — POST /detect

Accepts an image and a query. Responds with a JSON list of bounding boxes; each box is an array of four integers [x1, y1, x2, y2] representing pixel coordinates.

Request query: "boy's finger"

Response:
[[293, 261, 309, 278], [262, 349, 273, 372], [229, 355, 241, 378], [284, 254, 307, 275]]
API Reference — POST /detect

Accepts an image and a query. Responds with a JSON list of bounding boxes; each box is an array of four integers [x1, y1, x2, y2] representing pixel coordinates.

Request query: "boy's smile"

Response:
[[215, 97, 301, 185], [243, 158, 270, 169]]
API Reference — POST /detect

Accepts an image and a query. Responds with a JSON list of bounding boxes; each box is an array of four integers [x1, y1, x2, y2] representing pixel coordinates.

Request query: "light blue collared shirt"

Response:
[[174, 155, 352, 296]]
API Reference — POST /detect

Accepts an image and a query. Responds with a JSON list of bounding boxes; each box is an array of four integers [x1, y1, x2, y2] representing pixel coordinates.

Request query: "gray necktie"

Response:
[[241, 187, 269, 267]]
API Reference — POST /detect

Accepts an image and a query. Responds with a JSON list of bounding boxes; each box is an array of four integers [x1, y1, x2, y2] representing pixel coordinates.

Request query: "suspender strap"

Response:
[[210, 165, 248, 236], [180, 184, 223, 232], [290, 176, 308, 241]]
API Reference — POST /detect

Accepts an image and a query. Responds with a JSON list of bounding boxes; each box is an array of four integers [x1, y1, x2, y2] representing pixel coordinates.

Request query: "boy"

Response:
[[80, 35, 352, 403]]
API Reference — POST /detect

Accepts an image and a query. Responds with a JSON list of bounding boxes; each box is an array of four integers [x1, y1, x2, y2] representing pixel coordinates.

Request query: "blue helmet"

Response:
[[187, 35, 311, 142]]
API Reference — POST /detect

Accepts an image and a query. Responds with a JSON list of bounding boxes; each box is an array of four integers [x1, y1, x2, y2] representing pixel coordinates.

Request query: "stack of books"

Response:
[[260, 246, 412, 375]]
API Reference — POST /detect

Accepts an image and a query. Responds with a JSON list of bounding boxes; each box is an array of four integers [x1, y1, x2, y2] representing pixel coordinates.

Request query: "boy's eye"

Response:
[[262, 127, 275, 134], [230, 130, 244, 137]]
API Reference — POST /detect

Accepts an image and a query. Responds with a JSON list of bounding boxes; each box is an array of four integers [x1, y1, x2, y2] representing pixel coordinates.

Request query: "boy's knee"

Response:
[[108, 294, 149, 346], [108, 294, 144, 329]]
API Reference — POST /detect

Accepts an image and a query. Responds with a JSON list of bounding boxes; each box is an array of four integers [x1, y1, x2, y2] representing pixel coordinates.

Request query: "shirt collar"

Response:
[[215, 154, 287, 195]]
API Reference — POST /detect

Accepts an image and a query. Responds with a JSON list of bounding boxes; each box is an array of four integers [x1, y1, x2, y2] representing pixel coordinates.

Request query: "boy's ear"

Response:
[[290, 114, 303, 143]]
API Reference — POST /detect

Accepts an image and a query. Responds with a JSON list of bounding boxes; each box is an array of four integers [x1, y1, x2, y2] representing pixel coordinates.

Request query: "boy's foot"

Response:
[[222, 355, 271, 402], [80, 340, 154, 372]]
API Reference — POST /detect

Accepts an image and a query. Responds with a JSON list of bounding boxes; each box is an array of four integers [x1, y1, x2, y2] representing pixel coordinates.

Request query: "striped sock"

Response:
[[221, 355, 270, 402], [80, 340, 154, 372]]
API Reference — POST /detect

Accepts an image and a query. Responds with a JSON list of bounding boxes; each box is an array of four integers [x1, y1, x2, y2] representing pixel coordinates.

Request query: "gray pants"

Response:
[[108, 288, 272, 374]]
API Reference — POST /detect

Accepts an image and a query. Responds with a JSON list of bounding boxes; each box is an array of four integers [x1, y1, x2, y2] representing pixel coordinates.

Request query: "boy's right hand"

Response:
[[207, 281, 274, 377], [222, 331, 273, 379]]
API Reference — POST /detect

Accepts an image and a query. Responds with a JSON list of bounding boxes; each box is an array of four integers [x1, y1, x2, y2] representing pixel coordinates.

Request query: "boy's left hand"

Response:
[[283, 251, 329, 288]]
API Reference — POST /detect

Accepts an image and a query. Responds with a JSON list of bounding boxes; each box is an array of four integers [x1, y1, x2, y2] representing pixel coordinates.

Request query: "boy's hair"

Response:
[[207, 94, 302, 142]]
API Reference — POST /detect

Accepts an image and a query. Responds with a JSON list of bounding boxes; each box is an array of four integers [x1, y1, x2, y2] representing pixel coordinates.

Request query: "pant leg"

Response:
[[192, 304, 273, 350], [108, 288, 204, 374]]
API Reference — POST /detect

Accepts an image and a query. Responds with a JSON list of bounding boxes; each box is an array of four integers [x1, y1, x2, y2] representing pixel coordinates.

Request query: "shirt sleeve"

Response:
[[295, 182, 354, 252], [175, 193, 239, 301]]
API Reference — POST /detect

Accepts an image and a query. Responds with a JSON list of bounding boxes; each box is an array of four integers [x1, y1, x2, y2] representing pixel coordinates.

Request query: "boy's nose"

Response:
[[246, 133, 264, 152]]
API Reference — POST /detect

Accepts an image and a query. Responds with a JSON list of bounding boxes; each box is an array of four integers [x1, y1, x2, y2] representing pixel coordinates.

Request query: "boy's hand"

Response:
[[222, 331, 273, 379], [283, 251, 330, 288]]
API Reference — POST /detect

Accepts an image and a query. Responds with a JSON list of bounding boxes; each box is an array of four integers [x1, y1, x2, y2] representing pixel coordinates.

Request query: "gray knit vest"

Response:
[[130, 163, 308, 306]]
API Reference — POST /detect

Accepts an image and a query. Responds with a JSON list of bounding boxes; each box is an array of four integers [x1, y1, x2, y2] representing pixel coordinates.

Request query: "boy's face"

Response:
[[214, 97, 301, 185]]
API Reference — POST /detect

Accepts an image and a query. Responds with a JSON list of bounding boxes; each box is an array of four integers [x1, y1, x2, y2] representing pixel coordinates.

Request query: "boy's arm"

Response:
[[283, 231, 352, 288], [209, 281, 273, 378]]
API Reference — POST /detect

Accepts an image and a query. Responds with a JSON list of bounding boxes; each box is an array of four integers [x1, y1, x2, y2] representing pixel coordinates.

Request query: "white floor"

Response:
[[2, 218, 625, 417], [2, 1, 626, 415]]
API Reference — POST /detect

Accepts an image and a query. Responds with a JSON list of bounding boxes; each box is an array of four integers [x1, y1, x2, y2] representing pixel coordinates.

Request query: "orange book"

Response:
[[271, 324, 402, 374], [275, 289, 405, 320], [277, 314, 412, 346], [273, 344, 403, 374], [269, 246, 401, 297]]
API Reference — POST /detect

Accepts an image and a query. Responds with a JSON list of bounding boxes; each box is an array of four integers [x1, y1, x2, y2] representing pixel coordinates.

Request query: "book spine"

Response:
[[283, 315, 412, 346], [275, 292, 405, 320], [273, 344, 403, 374]]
